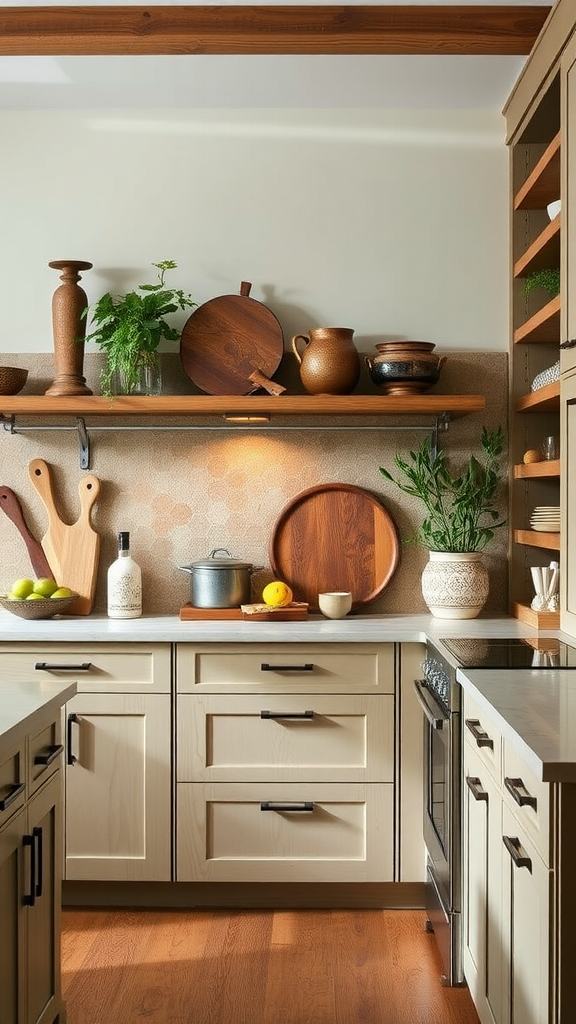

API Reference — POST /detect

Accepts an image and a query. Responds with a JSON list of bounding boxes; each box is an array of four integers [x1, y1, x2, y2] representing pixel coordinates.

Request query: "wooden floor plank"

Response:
[[61, 907, 480, 1024]]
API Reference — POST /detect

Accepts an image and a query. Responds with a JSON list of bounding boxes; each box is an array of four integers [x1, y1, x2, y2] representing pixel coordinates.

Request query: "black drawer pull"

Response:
[[560, 338, 576, 349], [34, 743, 64, 767], [466, 776, 488, 802], [503, 834, 532, 873], [33, 826, 43, 898], [260, 801, 314, 812], [22, 833, 36, 906], [67, 713, 79, 765], [260, 710, 314, 720], [0, 781, 25, 811], [465, 718, 494, 749], [504, 776, 537, 811], [35, 662, 92, 671], [260, 663, 314, 672]]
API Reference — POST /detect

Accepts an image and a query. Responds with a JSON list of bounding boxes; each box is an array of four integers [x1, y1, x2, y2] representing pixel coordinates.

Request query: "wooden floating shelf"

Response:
[[512, 602, 560, 629], [514, 381, 559, 413], [513, 132, 561, 211], [0, 394, 486, 419], [514, 459, 560, 478], [514, 529, 560, 550], [513, 295, 560, 344]]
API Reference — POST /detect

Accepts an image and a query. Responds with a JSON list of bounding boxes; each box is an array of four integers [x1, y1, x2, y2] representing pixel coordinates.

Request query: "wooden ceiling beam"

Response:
[[0, 6, 551, 57]]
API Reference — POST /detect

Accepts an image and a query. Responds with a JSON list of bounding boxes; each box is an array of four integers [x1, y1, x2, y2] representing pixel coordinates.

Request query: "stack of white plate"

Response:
[[529, 506, 560, 532]]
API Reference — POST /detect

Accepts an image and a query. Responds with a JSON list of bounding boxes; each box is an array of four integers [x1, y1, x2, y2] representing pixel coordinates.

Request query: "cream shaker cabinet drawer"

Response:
[[463, 693, 502, 782], [176, 643, 393, 694], [502, 739, 550, 866], [176, 782, 394, 883], [177, 693, 394, 783], [0, 643, 171, 693]]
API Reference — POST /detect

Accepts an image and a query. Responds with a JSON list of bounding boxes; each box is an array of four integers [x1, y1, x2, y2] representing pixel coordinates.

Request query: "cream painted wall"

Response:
[[0, 107, 508, 355]]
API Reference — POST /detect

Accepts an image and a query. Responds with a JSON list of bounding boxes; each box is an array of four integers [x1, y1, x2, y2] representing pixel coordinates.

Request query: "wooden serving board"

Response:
[[179, 603, 308, 621], [28, 459, 101, 616], [269, 482, 400, 611], [179, 281, 284, 396], [0, 485, 53, 579]]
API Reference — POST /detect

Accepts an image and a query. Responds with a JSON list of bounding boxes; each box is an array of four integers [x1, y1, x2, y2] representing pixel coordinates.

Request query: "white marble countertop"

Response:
[[458, 667, 576, 784], [0, 610, 553, 644], [0, 678, 77, 751]]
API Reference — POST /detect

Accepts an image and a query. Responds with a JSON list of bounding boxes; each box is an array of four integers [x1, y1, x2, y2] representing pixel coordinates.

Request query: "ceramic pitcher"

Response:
[[291, 327, 360, 395]]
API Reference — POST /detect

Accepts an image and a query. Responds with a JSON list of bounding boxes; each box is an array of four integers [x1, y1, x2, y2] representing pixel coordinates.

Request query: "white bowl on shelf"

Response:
[[547, 199, 561, 220]]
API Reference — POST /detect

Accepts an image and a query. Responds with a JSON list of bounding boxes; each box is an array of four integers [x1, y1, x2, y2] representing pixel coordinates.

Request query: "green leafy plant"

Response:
[[379, 426, 507, 552], [524, 268, 560, 298], [82, 260, 196, 397]]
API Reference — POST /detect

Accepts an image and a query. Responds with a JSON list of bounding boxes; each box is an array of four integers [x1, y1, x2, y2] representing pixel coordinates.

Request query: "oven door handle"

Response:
[[413, 679, 449, 729]]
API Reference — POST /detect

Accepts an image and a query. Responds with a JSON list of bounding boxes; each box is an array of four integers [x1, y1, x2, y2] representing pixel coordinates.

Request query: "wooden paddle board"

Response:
[[28, 459, 101, 615], [269, 483, 400, 611], [0, 485, 53, 579]]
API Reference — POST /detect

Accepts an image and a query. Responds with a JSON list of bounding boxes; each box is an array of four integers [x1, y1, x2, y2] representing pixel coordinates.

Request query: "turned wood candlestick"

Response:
[[45, 259, 93, 396]]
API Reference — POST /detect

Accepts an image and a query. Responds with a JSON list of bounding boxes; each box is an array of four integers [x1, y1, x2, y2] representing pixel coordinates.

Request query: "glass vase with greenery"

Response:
[[379, 426, 507, 552], [82, 260, 196, 397]]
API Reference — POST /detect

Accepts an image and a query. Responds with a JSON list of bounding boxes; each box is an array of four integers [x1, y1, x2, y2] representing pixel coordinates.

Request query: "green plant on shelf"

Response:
[[523, 268, 560, 299]]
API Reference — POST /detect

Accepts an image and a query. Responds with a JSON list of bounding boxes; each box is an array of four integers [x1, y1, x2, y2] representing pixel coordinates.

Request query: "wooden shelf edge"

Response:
[[0, 393, 487, 418], [514, 529, 560, 550], [513, 132, 561, 211], [514, 380, 559, 412], [513, 294, 560, 344], [513, 459, 560, 478], [512, 602, 560, 629], [513, 217, 560, 279]]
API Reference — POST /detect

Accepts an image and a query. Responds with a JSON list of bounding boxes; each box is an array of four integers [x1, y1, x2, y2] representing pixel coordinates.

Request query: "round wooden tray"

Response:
[[269, 482, 400, 610]]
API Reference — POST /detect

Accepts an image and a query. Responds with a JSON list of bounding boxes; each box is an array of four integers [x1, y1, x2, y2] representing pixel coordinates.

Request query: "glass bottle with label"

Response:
[[107, 531, 142, 619]]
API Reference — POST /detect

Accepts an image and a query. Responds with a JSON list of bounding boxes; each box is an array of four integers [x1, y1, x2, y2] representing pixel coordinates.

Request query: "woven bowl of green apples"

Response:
[[0, 577, 77, 619]]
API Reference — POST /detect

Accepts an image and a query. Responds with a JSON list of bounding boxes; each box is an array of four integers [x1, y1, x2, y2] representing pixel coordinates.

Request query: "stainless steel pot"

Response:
[[178, 548, 256, 608]]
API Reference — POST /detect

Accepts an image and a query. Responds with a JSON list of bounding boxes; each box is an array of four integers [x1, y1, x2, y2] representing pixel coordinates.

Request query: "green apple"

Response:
[[51, 587, 75, 599], [33, 577, 58, 597], [10, 578, 34, 599], [26, 592, 45, 600]]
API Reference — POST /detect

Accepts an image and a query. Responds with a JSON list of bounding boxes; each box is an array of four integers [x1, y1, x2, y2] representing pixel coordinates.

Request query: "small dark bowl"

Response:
[[365, 353, 446, 395], [0, 366, 28, 395]]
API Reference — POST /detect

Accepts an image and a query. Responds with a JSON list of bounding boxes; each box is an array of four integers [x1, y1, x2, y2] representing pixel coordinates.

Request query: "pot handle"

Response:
[[291, 335, 310, 365], [177, 565, 194, 574], [209, 548, 233, 559], [364, 356, 373, 371]]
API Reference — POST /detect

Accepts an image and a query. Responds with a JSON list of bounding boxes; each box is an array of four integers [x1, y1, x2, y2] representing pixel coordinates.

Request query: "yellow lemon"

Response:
[[262, 580, 293, 608]]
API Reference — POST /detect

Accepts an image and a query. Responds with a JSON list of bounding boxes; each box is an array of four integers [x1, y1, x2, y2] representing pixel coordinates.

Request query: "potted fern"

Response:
[[82, 260, 196, 397], [379, 426, 507, 618]]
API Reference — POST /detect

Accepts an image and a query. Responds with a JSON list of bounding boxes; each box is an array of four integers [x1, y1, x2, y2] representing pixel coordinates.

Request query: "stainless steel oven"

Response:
[[415, 640, 463, 987]]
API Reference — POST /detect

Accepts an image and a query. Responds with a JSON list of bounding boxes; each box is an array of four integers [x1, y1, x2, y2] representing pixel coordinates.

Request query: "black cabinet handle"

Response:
[[504, 776, 537, 811], [560, 338, 576, 349], [34, 743, 64, 767], [465, 718, 494, 749], [260, 801, 314, 812], [503, 834, 532, 873], [22, 834, 36, 906], [260, 663, 314, 672], [466, 776, 488, 802], [0, 781, 25, 811], [35, 662, 92, 671], [33, 826, 43, 898], [260, 710, 314, 720], [67, 713, 79, 765]]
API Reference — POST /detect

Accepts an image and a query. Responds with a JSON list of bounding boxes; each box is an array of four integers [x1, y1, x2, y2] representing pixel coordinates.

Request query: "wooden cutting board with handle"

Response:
[[0, 485, 54, 580], [28, 459, 101, 615]]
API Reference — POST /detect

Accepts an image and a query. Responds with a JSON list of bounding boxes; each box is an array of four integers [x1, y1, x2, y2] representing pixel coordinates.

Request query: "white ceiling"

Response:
[[0, 1, 552, 110]]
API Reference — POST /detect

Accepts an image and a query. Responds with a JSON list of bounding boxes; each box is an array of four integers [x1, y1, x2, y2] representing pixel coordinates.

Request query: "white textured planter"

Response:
[[421, 551, 489, 619]]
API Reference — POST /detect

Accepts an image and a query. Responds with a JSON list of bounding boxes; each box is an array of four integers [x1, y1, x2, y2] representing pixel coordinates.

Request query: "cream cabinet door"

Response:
[[561, 31, 576, 377], [0, 805, 26, 1024], [561, 370, 576, 636], [64, 692, 171, 881]]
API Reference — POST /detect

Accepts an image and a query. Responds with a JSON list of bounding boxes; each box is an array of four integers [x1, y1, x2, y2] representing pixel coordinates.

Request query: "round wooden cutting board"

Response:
[[269, 482, 400, 611], [180, 281, 284, 395]]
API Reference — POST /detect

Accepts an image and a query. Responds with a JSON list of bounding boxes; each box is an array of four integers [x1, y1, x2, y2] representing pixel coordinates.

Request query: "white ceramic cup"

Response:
[[318, 591, 352, 619]]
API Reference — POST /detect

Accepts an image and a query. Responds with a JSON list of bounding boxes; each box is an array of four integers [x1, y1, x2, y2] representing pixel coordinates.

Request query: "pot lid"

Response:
[[188, 548, 254, 570]]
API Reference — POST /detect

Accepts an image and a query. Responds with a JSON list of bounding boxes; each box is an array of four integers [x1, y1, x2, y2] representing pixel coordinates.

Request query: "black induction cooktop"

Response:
[[440, 637, 576, 670]]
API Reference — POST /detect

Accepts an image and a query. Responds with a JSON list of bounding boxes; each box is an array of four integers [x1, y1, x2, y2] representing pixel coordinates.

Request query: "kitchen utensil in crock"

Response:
[[0, 485, 53, 579], [180, 281, 284, 396], [178, 548, 258, 608], [291, 328, 360, 395], [28, 459, 101, 615], [269, 483, 400, 610]]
